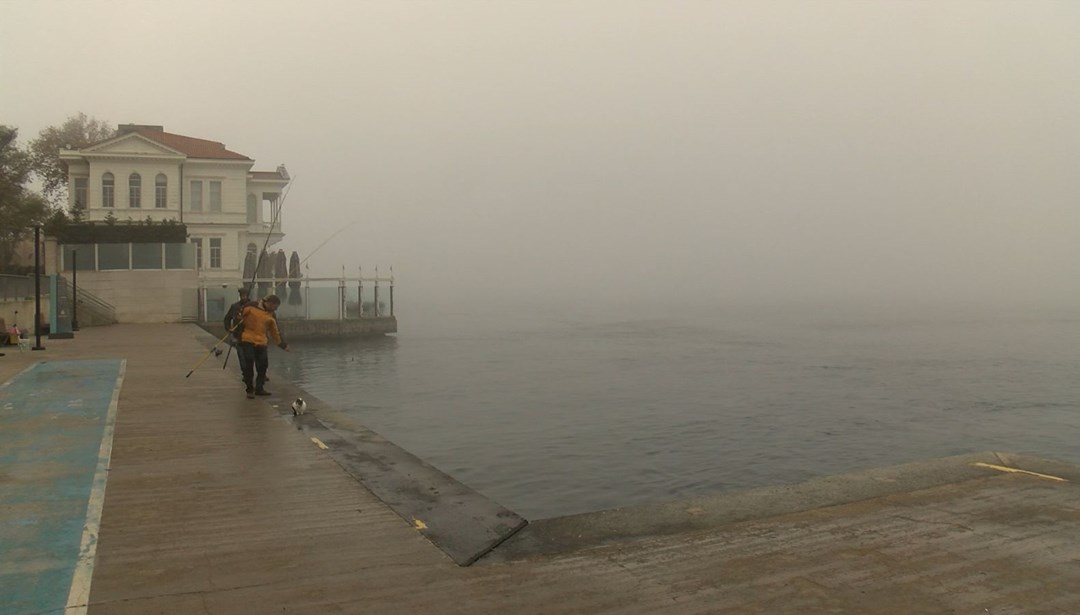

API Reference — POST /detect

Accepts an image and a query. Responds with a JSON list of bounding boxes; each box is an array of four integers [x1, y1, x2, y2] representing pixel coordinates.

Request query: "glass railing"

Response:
[[199, 275, 393, 323], [61, 243, 196, 271]]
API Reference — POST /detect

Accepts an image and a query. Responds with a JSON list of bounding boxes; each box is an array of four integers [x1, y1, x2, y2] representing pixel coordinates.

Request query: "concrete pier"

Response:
[[1, 324, 1078, 614]]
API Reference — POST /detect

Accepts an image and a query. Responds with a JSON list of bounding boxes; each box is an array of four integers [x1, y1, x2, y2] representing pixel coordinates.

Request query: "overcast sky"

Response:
[[3, 1, 1079, 316]]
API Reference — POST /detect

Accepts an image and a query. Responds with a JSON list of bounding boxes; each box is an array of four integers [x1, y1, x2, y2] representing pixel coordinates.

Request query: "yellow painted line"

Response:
[[972, 462, 1067, 482], [413, 519, 427, 530], [310, 437, 329, 450]]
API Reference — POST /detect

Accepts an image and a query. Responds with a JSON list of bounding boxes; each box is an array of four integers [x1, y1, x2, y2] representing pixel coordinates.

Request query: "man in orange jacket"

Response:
[[238, 294, 289, 398]]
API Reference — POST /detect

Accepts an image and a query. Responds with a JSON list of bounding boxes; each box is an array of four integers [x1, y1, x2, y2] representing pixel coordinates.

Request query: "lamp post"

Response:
[[72, 250, 79, 331], [32, 225, 44, 350]]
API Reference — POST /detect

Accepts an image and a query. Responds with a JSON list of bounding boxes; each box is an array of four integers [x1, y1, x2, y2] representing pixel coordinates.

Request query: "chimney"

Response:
[[118, 124, 164, 134]]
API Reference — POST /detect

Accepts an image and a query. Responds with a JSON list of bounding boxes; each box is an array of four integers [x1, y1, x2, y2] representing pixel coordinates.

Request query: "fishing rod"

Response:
[[222, 334, 235, 370], [214, 179, 289, 369], [249, 177, 294, 290], [185, 176, 294, 379], [298, 219, 358, 267], [186, 330, 232, 378]]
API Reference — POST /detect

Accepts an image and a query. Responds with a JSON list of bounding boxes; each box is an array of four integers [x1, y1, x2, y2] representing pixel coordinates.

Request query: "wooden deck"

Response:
[[1, 324, 1078, 614]]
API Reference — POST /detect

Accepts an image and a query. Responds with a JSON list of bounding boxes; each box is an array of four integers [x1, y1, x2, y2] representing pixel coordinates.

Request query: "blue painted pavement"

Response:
[[0, 360, 124, 615]]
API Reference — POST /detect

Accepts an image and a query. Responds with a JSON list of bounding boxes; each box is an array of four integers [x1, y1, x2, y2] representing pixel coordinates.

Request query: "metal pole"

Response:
[[32, 225, 44, 350], [374, 266, 380, 318], [72, 250, 79, 331]]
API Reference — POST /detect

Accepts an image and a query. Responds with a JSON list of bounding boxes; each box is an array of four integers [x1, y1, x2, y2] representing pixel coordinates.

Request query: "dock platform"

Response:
[[1, 324, 1078, 614]]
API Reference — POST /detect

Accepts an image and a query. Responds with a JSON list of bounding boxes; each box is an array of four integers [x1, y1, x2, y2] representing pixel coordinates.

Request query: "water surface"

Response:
[[274, 306, 1080, 519]]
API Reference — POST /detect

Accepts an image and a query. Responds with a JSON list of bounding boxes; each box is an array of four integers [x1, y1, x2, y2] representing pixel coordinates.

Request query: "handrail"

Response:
[[61, 277, 117, 322]]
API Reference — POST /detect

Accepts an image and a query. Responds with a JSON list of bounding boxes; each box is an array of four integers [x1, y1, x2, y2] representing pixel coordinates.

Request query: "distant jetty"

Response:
[[198, 272, 397, 339]]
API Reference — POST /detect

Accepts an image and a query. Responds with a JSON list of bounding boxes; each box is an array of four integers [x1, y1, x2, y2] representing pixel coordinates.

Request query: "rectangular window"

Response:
[[191, 238, 203, 269], [74, 178, 88, 210], [209, 238, 222, 269], [209, 181, 222, 212], [155, 181, 167, 208], [103, 184, 114, 208], [190, 180, 203, 211], [129, 180, 141, 208]]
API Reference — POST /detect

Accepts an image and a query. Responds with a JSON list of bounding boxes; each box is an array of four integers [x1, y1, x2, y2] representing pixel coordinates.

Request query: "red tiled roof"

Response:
[[133, 126, 252, 161]]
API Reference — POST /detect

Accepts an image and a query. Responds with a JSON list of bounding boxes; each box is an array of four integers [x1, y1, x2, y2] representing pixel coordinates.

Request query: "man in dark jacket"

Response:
[[223, 287, 251, 341]]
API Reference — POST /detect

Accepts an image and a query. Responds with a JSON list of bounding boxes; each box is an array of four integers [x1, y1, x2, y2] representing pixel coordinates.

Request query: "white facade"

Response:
[[71, 269, 198, 323], [60, 125, 289, 288]]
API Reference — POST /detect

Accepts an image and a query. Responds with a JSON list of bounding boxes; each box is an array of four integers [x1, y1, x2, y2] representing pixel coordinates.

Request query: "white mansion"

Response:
[[58, 124, 289, 321]]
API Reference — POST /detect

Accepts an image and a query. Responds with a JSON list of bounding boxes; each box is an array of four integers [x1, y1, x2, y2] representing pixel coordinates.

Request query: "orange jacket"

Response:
[[239, 305, 283, 347]]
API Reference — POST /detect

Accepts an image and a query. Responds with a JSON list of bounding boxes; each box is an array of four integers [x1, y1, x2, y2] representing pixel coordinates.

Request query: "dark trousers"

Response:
[[237, 342, 269, 391]]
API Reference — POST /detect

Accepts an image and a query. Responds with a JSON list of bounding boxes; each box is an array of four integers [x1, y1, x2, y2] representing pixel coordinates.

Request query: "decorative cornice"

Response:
[[84, 132, 187, 157], [75, 152, 187, 162]]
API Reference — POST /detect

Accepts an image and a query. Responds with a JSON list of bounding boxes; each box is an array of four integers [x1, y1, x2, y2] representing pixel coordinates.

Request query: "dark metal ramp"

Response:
[[242, 374, 527, 566], [291, 410, 527, 565]]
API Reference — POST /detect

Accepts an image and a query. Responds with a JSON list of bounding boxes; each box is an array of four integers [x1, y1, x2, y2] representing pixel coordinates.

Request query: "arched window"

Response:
[[247, 194, 257, 223], [129, 173, 141, 208], [102, 172, 114, 208], [155, 173, 167, 208]]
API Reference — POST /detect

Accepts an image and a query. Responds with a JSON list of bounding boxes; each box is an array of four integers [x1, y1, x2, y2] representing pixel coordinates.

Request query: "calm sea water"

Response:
[[272, 305, 1080, 520]]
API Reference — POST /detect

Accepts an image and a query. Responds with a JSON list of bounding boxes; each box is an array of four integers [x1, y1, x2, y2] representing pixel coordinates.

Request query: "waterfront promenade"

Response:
[[1, 324, 1079, 613]]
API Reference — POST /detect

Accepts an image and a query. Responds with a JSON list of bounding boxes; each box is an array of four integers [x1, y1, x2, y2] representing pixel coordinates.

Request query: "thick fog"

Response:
[[4, 2, 1079, 317]]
